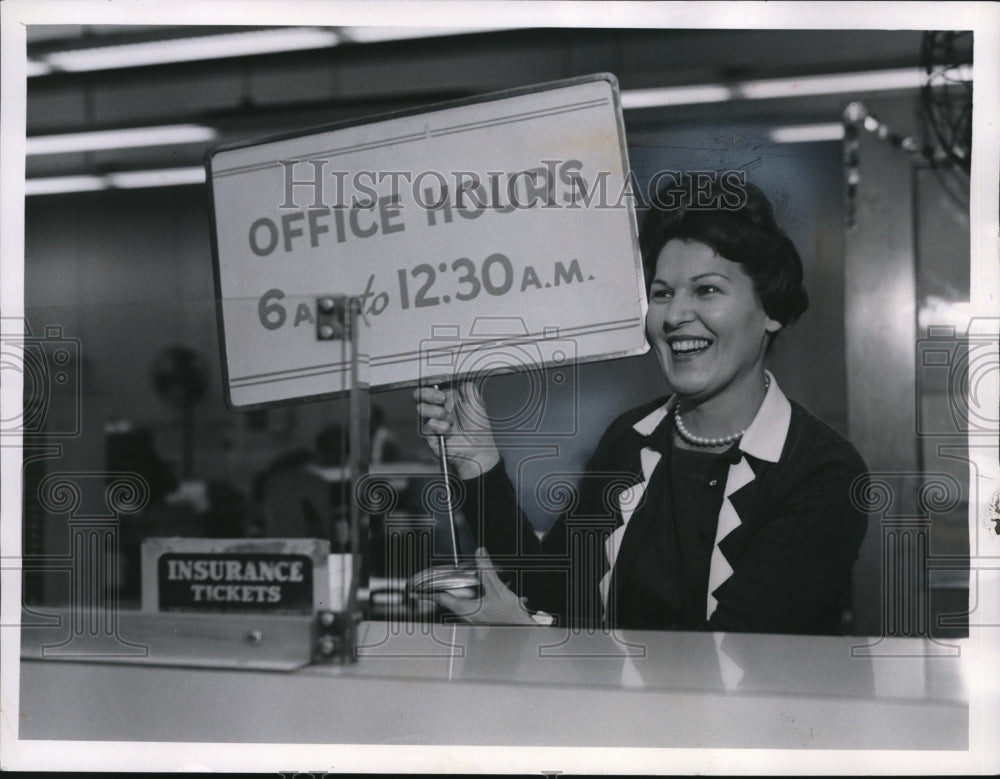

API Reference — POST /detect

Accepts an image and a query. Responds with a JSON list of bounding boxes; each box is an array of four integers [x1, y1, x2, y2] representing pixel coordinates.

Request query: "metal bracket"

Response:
[[316, 295, 350, 341], [313, 609, 360, 664]]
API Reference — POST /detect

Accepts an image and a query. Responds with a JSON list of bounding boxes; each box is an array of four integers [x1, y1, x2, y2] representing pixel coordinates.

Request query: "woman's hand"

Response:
[[412, 381, 501, 480], [425, 548, 538, 625]]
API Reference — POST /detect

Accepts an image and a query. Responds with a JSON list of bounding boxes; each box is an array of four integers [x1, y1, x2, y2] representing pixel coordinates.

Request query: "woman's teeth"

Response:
[[670, 338, 711, 355]]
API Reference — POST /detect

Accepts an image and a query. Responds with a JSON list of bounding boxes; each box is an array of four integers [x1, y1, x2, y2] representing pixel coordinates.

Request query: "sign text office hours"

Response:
[[248, 160, 598, 331]]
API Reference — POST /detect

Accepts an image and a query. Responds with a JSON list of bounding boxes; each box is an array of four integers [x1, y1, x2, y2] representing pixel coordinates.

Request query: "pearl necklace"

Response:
[[673, 377, 770, 448]]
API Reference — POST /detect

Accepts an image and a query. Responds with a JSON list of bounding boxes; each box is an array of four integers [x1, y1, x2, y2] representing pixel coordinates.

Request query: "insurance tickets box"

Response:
[[141, 538, 332, 614]]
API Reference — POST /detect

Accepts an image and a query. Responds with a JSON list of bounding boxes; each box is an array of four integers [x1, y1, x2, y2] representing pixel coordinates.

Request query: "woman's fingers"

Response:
[[413, 383, 492, 436], [412, 383, 500, 477], [427, 590, 481, 618], [473, 547, 508, 597], [412, 386, 447, 404], [419, 553, 535, 625], [415, 403, 450, 436], [422, 418, 452, 436], [414, 400, 450, 422], [414, 385, 457, 437]]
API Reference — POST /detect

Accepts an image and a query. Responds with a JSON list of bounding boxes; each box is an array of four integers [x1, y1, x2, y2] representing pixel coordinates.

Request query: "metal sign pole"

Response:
[[315, 295, 368, 663], [433, 393, 460, 567], [346, 298, 369, 619]]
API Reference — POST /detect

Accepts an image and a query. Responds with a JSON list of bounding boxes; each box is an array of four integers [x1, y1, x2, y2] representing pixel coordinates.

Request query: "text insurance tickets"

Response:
[[207, 73, 647, 409]]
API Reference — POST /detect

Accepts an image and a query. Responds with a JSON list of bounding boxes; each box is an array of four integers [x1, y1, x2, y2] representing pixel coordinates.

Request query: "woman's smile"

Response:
[[667, 336, 712, 356], [666, 335, 714, 356]]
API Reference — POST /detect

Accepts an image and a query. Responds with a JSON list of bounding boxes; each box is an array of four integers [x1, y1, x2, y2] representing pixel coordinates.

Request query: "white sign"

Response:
[[207, 74, 647, 409]]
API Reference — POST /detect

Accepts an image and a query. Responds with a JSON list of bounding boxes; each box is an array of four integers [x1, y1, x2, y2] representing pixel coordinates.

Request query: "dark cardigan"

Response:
[[459, 384, 870, 635]]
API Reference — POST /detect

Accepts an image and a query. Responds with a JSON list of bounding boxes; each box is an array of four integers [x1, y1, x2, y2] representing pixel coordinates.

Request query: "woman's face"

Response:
[[646, 239, 781, 404]]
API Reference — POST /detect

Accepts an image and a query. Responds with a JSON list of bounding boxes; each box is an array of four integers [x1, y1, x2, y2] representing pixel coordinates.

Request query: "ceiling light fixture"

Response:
[[26, 124, 218, 155], [620, 66, 972, 109], [619, 84, 732, 109], [25, 60, 53, 77], [25, 175, 106, 196], [36, 27, 341, 75], [768, 123, 846, 144], [738, 66, 970, 100], [339, 26, 519, 44], [107, 167, 207, 189], [26, 166, 206, 196]]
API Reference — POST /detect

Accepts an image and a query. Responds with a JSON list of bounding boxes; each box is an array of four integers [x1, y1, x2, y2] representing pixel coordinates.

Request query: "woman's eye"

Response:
[[696, 285, 721, 296], [650, 287, 672, 301]]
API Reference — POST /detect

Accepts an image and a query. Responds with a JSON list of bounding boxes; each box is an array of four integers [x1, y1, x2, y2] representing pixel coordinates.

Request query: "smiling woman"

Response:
[[646, 240, 782, 436], [413, 174, 869, 635]]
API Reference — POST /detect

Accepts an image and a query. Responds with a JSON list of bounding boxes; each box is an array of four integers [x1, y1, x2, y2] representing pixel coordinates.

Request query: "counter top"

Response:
[[17, 618, 969, 750]]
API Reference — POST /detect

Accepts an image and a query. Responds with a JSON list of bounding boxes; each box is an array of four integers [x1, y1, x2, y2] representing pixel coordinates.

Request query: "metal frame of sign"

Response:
[[206, 72, 645, 410]]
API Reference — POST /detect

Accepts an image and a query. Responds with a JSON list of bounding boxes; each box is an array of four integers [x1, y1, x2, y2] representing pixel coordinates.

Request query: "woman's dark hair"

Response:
[[639, 173, 809, 327]]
